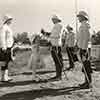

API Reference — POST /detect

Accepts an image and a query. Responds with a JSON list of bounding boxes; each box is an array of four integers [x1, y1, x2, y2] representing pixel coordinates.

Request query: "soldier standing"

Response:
[[65, 25, 75, 70], [0, 15, 14, 82], [76, 11, 92, 88], [49, 15, 63, 81]]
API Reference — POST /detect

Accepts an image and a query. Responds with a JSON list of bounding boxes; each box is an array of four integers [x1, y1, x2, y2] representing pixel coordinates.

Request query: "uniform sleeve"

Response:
[[87, 23, 91, 42], [1, 27, 7, 49], [72, 32, 75, 43], [88, 26, 94, 48], [89, 27, 95, 41], [59, 26, 66, 46], [60, 27, 67, 39]]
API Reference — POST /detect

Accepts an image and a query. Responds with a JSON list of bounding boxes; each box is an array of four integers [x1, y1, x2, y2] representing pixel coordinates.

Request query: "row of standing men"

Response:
[[48, 11, 92, 89]]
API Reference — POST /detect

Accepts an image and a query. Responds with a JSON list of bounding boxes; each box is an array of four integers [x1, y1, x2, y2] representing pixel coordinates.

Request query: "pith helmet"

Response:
[[77, 11, 89, 20], [52, 15, 61, 22], [2, 14, 13, 23]]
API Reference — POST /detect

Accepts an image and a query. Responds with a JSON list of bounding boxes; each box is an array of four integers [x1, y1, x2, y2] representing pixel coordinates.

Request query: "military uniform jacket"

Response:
[[0, 24, 14, 49], [50, 23, 63, 46], [65, 31, 75, 47], [77, 21, 90, 49]]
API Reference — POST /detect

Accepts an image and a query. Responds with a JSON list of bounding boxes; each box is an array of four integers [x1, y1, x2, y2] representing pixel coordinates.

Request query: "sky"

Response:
[[0, 0, 99, 33]]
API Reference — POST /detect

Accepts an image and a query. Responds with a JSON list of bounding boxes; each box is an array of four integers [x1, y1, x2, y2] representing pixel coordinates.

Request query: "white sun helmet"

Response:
[[2, 14, 13, 23], [52, 15, 61, 22], [77, 11, 89, 20]]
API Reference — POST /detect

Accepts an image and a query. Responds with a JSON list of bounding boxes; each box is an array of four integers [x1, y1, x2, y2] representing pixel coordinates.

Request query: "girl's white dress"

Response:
[[28, 34, 45, 81]]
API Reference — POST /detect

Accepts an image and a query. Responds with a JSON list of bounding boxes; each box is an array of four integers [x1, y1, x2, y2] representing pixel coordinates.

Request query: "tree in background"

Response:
[[14, 32, 31, 45], [91, 31, 100, 45]]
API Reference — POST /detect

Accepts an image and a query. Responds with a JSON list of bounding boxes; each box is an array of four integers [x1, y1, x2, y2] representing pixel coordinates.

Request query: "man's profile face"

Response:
[[78, 16, 87, 23], [78, 16, 83, 22], [52, 19, 58, 24], [6, 19, 12, 25]]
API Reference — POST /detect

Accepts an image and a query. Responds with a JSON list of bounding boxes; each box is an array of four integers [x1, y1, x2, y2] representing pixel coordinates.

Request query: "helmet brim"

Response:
[[77, 14, 88, 20], [4, 18, 13, 24], [52, 18, 61, 22]]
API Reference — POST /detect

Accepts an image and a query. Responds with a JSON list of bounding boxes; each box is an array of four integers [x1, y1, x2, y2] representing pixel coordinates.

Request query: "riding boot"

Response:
[[3, 69, 12, 82]]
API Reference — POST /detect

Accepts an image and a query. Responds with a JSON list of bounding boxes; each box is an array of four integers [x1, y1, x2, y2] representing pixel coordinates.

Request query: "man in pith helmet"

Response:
[[0, 14, 14, 82], [76, 11, 92, 88], [49, 15, 64, 81], [65, 25, 75, 70]]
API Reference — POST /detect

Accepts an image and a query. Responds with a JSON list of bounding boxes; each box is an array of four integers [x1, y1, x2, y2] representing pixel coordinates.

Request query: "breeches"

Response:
[[79, 49, 92, 82], [51, 46, 63, 77], [0, 48, 12, 70]]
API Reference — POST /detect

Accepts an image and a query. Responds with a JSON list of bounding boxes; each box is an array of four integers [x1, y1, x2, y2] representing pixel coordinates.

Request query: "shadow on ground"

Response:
[[0, 69, 69, 88], [0, 79, 48, 88], [0, 86, 82, 100], [22, 70, 56, 75]]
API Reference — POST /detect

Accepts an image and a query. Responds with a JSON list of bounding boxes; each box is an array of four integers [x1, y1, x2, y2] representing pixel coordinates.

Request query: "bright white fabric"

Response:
[[50, 23, 63, 46], [77, 21, 90, 49], [0, 24, 14, 49]]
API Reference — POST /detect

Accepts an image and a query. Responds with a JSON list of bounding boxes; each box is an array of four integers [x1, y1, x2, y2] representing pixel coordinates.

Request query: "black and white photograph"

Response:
[[0, 0, 100, 100]]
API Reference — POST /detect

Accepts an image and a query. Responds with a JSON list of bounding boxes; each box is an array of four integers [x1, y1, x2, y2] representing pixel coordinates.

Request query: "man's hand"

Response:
[[74, 39, 78, 46], [2, 47, 7, 52]]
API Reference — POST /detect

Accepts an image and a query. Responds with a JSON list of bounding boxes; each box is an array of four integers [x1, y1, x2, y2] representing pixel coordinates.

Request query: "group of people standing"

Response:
[[0, 11, 93, 89], [48, 11, 92, 89]]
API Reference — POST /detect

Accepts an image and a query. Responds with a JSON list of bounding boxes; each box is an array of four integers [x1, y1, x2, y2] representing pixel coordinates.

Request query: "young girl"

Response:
[[28, 33, 45, 82]]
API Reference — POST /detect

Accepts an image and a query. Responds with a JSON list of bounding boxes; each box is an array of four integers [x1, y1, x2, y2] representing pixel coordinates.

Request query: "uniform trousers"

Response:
[[79, 49, 92, 83], [66, 46, 79, 68], [66, 47, 74, 68], [0, 48, 12, 71], [51, 46, 63, 78]]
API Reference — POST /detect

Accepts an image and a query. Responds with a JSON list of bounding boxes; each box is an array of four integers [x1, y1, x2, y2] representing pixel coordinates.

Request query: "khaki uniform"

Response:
[[77, 21, 90, 49], [65, 31, 76, 69], [65, 31, 75, 47], [50, 23, 62, 46], [77, 21, 92, 85], [0, 24, 14, 49], [50, 23, 63, 78], [0, 24, 14, 66]]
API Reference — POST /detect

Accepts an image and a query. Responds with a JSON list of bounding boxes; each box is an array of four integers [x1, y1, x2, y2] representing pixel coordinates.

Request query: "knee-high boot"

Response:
[[1, 69, 12, 82]]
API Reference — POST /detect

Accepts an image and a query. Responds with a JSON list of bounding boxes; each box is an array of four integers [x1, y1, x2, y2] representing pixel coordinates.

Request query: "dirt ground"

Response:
[[0, 49, 100, 100]]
